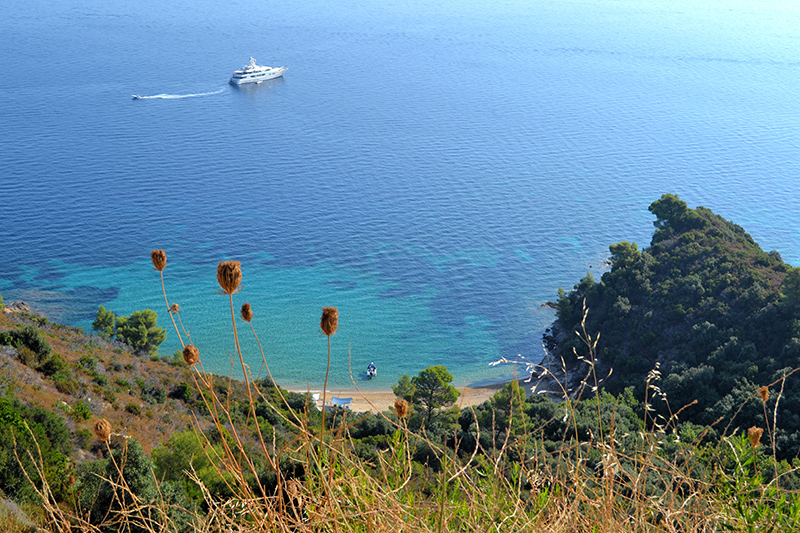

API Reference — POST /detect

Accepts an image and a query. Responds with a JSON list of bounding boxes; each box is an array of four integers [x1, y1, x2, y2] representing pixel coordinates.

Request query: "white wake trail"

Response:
[[132, 88, 226, 100]]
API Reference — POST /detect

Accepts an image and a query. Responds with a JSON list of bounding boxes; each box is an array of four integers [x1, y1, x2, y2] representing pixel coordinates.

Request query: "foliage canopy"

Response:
[[552, 194, 800, 458], [400, 365, 460, 425], [93, 306, 166, 355]]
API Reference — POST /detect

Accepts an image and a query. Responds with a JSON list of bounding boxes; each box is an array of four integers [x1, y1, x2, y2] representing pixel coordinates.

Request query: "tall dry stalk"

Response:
[[215, 260, 278, 486], [320, 306, 338, 436]]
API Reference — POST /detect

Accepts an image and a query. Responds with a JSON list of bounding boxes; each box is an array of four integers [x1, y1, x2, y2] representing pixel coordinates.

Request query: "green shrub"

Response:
[[71, 401, 91, 421], [125, 402, 141, 416], [38, 354, 68, 376], [17, 346, 39, 367], [168, 382, 193, 403], [79, 439, 193, 530], [103, 389, 117, 404], [20, 326, 52, 360], [0, 326, 52, 366], [141, 384, 167, 404], [0, 397, 70, 502], [78, 355, 97, 371], [91, 372, 108, 387], [52, 370, 80, 395], [75, 428, 93, 450]]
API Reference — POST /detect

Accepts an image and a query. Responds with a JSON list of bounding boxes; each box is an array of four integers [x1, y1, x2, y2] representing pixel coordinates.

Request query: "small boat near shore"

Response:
[[229, 57, 287, 85]]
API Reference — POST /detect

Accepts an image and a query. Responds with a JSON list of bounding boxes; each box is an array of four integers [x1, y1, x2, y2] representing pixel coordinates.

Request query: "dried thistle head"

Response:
[[216, 261, 242, 295], [748, 426, 763, 448], [169, 303, 180, 314], [151, 249, 167, 271], [394, 398, 408, 418], [320, 307, 339, 336], [758, 386, 769, 403], [183, 344, 200, 365], [241, 302, 253, 322], [94, 419, 112, 442]]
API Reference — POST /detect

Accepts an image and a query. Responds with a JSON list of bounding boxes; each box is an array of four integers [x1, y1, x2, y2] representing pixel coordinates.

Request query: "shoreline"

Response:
[[290, 377, 532, 414]]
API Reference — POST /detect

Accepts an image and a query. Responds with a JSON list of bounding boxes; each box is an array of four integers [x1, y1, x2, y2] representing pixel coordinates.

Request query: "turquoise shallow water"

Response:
[[1, 0, 799, 390]]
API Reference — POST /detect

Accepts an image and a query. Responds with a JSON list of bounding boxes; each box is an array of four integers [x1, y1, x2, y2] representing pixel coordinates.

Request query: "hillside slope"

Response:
[[551, 194, 800, 458]]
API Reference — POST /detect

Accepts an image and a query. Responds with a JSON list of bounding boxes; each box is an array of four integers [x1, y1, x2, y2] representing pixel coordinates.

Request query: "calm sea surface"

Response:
[[1, 0, 799, 390]]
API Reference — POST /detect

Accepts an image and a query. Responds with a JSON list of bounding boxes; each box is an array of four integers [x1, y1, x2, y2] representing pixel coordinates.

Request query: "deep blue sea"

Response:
[[1, 0, 799, 391]]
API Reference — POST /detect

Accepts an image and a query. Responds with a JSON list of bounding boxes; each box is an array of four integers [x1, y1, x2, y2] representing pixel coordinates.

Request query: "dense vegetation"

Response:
[[553, 194, 800, 459]]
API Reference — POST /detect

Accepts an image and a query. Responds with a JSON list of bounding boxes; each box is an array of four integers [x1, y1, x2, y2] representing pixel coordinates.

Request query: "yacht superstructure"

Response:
[[230, 57, 287, 85]]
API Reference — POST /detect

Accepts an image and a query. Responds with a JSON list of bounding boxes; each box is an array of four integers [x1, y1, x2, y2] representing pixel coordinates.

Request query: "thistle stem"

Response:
[[175, 310, 192, 344], [321, 334, 331, 438], [229, 293, 252, 406], [160, 270, 184, 349], [227, 293, 274, 488]]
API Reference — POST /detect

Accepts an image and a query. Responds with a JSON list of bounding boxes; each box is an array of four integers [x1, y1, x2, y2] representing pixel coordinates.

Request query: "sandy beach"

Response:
[[292, 380, 525, 414]]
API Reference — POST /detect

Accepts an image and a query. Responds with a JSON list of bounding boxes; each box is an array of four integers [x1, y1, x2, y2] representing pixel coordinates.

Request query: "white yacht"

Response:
[[229, 57, 287, 85]]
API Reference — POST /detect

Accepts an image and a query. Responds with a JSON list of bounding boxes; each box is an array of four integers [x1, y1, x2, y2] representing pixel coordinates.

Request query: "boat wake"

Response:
[[132, 88, 226, 100]]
